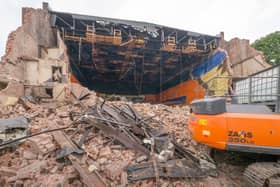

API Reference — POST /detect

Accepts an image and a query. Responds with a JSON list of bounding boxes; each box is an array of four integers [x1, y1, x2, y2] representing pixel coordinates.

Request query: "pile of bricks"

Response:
[[0, 86, 244, 186]]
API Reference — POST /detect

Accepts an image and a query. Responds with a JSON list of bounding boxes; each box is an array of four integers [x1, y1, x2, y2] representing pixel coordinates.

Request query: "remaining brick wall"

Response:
[[2, 30, 18, 63], [223, 38, 270, 76], [22, 7, 34, 25], [1, 7, 56, 64], [0, 6, 57, 100], [224, 38, 261, 64], [0, 80, 24, 97]]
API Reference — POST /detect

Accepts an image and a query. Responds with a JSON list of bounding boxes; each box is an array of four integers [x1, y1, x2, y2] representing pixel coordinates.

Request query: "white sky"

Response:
[[0, 0, 279, 57]]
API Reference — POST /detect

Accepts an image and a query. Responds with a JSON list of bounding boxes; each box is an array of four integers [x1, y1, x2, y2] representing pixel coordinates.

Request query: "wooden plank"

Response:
[[68, 155, 107, 187], [51, 124, 107, 187]]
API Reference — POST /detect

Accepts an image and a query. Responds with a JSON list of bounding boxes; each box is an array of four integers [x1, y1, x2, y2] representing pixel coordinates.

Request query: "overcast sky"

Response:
[[0, 0, 279, 57]]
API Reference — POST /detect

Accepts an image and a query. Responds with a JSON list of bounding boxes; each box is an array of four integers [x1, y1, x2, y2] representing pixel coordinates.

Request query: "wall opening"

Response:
[[0, 81, 8, 91], [52, 66, 62, 83]]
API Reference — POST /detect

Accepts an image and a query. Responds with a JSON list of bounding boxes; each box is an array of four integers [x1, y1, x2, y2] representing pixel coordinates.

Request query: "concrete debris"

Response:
[[88, 164, 99, 173], [0, 116, 29, 148]]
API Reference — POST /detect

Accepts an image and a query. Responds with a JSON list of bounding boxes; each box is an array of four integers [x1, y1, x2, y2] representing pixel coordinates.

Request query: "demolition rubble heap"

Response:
[[0, 85, 245, 187]]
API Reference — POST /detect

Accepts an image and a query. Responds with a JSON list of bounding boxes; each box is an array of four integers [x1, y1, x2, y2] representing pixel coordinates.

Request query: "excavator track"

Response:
[[244, 162, 280, 187]]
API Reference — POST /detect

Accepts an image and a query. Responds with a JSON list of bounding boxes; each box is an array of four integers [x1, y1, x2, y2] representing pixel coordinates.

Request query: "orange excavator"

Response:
[[188, 97, 280, 187]]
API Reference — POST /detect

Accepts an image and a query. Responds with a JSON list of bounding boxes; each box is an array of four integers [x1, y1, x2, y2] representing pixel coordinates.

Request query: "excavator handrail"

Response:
[[194, 75, 280, 112]]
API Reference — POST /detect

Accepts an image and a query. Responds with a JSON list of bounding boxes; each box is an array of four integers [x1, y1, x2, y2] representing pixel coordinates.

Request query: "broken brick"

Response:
[[16, 160, 47, 180], [0, 167, 16, 177], [99, 146, 112, 158], [104, 160, 128, 180], [14, 180, 24, 187], [23, 151, 37, 160], [25, 134, 55, 155]]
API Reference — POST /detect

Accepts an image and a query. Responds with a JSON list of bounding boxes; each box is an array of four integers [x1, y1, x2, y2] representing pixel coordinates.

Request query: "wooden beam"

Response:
[[51, 124, 107, 187]]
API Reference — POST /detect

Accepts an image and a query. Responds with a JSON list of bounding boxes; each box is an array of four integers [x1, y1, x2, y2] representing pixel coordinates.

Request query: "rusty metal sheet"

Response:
[[126, 159, 207, 182], [84, 116, 150, 156], [0, 116, 30, 149], [101, 104, 126, 123]]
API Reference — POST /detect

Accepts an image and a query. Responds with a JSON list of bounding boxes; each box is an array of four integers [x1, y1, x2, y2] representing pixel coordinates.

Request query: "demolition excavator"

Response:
[[188, 97, 280, 186]]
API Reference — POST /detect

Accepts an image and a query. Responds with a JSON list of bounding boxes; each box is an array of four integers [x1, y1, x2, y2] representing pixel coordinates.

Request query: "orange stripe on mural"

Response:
[[145, 80, 205, 104]]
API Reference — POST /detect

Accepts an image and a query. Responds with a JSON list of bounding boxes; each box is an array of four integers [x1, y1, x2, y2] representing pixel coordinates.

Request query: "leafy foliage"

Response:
[[251, 31, 280, 65]]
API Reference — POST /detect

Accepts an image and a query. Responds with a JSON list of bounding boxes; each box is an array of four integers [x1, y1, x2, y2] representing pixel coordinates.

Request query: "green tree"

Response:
[[251, 31, 280, 65]]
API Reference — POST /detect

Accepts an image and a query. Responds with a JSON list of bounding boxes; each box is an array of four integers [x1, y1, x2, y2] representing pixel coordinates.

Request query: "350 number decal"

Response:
[[227, 130, 254, 144]]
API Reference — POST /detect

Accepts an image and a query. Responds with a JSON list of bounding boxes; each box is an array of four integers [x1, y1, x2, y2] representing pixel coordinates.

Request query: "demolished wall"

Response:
[[0, 59, 25, 105], [0, 6, 69, 105], [223, 38, 270, 77], [22, 34, 68, 85], [1, 7, 56, 64]]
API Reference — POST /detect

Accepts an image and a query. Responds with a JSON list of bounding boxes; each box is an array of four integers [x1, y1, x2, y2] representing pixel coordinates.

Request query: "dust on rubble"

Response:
[[0, 89, 246, 187]]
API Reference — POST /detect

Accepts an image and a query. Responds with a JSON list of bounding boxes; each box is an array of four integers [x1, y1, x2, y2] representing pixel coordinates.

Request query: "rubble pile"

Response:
[[132, 103, 192, 148], [0, 86, 244, 187]]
